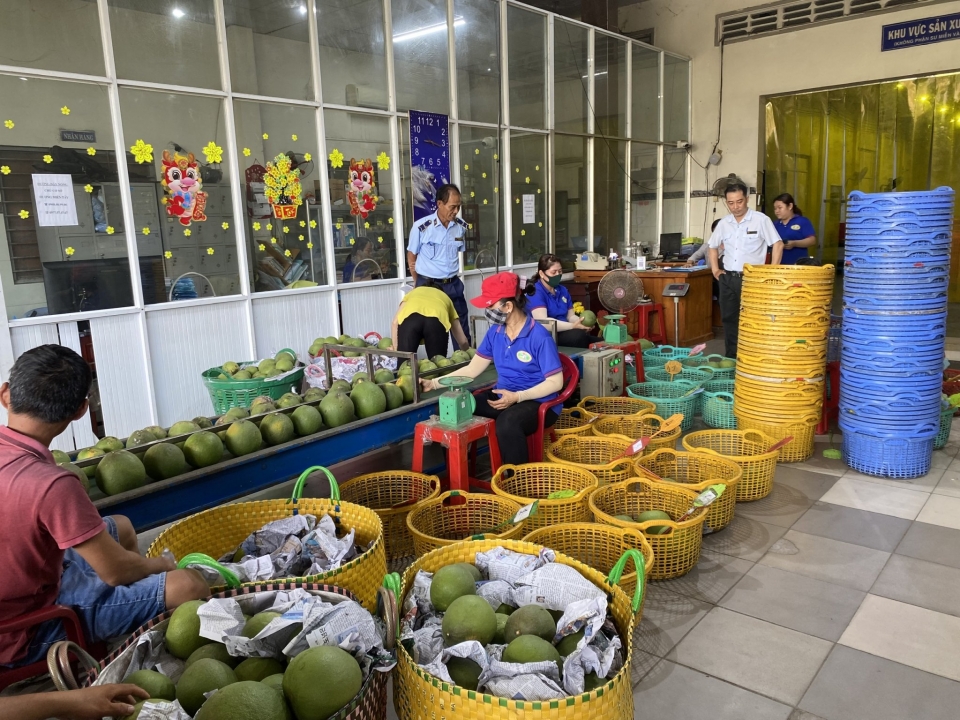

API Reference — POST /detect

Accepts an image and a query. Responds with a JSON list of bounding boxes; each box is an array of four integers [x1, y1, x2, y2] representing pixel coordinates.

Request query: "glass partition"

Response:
[[632, 46, 660, 142], [594, 139, 627, 256], [456, 0, 501, 125], [553, 20, 589, 134], [554, 134, 587, 259], [507, 5, 546, 130], [630, 143, 659, 254], [663, 146, 687, 239], [0, 0, 104, 76], [317, 0, 388, 108], [510, 132, 547, 264], [459, 126, 503, 269], [594, 34, 628, 139], [392, 0, 450, 115], [663, 55, 690, 142]]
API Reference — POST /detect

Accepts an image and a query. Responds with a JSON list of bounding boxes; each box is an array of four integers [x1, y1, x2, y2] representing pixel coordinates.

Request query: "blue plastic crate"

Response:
[[848, 186, 954, 205], [840, 426, 936, 479]]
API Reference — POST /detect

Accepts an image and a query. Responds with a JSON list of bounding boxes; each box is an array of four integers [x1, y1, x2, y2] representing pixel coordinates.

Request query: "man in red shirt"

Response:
[[0, 345, 209, 668]]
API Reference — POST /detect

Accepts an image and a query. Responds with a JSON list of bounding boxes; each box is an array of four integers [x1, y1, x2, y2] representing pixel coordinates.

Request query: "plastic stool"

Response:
[[411, 416, 502, 492], [637, 303, 667, 344], [817, 361, 840, 435]]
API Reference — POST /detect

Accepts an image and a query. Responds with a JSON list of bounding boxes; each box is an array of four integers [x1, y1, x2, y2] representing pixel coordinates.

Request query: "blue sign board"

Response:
[[408, 110, 450, 222], [882, 12, 960, 51]]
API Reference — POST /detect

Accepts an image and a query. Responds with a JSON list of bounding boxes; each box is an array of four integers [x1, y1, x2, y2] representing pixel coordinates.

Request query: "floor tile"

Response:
[[818, 476, 929, 520], [655, 549, 754, 604], [933, 460, 960, 498], [634, 585, 712, 658], [736, 476, 822, 529], [633, 658, 793, 720], [701, 515, 788, 562], [758, 530, 890, 592], [871, 554, 960, 619], [719, 563, 866, 641], [839, 594, 960, 682], [630, 649, 662, 686], [789, 442, 849, 477], [670, 607, 832, 705], [791, 502, 911, 552], [841, 466, 944, 493], [774, 466, 840, 502], [896, 521, 960, 571], [800, 645, 960, 720], [916, 494, 960, 531]]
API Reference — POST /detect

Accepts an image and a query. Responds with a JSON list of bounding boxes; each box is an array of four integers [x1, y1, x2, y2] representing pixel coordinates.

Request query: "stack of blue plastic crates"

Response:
[[839, 187, 954, 477]]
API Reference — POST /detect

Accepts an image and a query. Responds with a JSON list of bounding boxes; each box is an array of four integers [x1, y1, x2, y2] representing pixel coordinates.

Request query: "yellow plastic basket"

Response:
[[591, 413, 682, 453], [633, 449, 743, 532], [589, 477, 707, 580], [491, 463, 598, 532], [743, 263, 836, 281], [734, 412, 818, 463], [546, 435, 636, 486], [146, 466, 386, 611], [405, 490, 526, 558], [577, 395, 657, 418], [523, 523, 654, 604], [543, 407, 596, 454], [682, 429, 780, 502], [338, 471, 441, 562], [394, 539, 644, 720]]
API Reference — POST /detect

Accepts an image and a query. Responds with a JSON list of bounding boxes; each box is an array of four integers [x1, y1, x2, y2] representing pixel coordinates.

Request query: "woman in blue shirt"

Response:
[[420, 272, 563, 464], [528, 254, 595, 348], [772, 194, 817, 265]]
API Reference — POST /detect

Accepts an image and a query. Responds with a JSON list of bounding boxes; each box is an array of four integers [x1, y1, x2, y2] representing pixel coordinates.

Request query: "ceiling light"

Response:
[[394, 16, 464, 43], [172, 7, 185, 18]]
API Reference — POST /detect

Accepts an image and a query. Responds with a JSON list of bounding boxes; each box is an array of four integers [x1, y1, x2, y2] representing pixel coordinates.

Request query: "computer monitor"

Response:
[[660, 233, 682, 258]]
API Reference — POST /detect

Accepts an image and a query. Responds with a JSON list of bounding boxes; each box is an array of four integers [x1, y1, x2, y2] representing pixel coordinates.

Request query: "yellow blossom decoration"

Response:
[[364, 221, 370, 229], [515, 198, 519, 204], [470, 191, 475, 198], [525, 176, 530, 183], [18, 209, 29, 219], [65, 246, 75, 256], [3, 120, 13, 129], [468, 223, 473, 230], [106, 226, 115, 234], [537, 188, 541, 194], [262, 133, 269, 140], [259, 243, 265, 251], [349, 238, 355, 245], [243, 148, 251, 157], [164, 251, 172, 259], [60, 106, 70, 115], [221, 222, 229, 230], [378, 236, 384, 243], [253, 221, 261, 231], [86, 147, 96, 156], [291, 134, 298, 141], [299, 220, 306, 227], [376, 152, 390, 170], [284, 249, 292, 257], [482, 172, 487, 178], [202, 142, 223, 164], [43, 154, 53, 164], [535, 165, 540, 171], [184, 228, 191, 237], [307, 242, 314, 249], [207, 247, 215, 255], [329, 148, 344, 169], [283, 225, 290, 234], [130, 139, 153, 164], [494, 153, 499, 160], [0, 166, 10, 175], [299, 234, 304, 241], [336, 222, 342, 230], [464, 164, 469, 171], [84, 184, 93, 193], [483, 199, 488, 205], [538, 222, 543, 227], [475, 148, 480, 155], [521, 229, 526, 236], [515, 167, 519, 173], [309, 219, 317, 228], [271, 238, 278, 244], [387, 218, 393, 224], [494, 187, 499, 193], [304, 153, 312, 162], [142, 227, 150, 235], [266, 223, 273, 230]]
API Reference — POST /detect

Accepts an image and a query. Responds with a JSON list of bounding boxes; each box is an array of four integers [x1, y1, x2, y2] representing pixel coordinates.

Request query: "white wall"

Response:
[[620, 0, 960, 238]]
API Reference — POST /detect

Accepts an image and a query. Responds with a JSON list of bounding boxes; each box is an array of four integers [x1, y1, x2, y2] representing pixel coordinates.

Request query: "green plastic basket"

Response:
[[626, 380, 700, 431], [642, 345, 692, 368], [645, 366, 714, 385], [201, 349, 304, 415], [682, 354, 737, 379], [935, 406, 954, 450], [703, 387, 737, 429]]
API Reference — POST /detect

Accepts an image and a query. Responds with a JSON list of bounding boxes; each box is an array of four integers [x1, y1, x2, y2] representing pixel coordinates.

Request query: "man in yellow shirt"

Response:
[[391, 284, 471, 358]]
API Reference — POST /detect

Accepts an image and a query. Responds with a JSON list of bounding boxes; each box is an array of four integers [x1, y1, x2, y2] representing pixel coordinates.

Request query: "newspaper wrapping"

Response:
[[421, 640, 490, 685], [511, 563, 604, 610], [479, 644, 565, 701], [476, 579, 515, 611], [129, 701, 191, 720], [475, 546, 554, 584]]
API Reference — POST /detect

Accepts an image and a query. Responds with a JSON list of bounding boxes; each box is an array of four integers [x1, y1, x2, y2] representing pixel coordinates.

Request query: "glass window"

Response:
[[507, 5, 546, 130], [663, 147, 687, 238], [553, 134, 587, 259], [233, 100, 324, 292], [224, 0, 314, 102], [594, 34, 628, 138], [324, 109, 397, 282], [455, 0, 500, 125], [459, 125, 502, 270], [594, 139, 626, 256], [397, 116, 413, 262], [553, 20, 589, 134], [0, 76, 130, 320], [108, 0, 221, 91], [510, 133, 547, 265], [119, 88, 240, 302], [318, 0, 388, 109], [630, 143, 659, 254], [0, 0, 104, 76], [392, 0, 449, 115], [663, 54, 690, 142], [631, 45, 659, 141]]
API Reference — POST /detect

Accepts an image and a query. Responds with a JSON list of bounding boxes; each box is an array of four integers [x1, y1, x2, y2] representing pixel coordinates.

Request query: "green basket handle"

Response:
[[382, 572, 402, 601], [277, 347, 297, 361], [178, 553, 242, 588], [290, 466, 340, 507], [607, 548, 645, 613]]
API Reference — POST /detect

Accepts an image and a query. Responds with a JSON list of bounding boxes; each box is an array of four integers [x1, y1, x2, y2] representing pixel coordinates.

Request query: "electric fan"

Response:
[[597, 269, 644, 344]]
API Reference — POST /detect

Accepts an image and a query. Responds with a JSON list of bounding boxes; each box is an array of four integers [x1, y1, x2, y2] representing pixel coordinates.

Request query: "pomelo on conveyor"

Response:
[[95, 436, 124, 453], [225, 420, 263, 456], [381, 383, 404, 410], [96, 450, 147, 496], [292, 405, 323, 436], [184, 431, 224, 468], [260, 413, 295, 446], [351, 382, 386, 419], [76, 447, 103, 479], [319, 389, 356, 428], [143, 443, 188, 481]]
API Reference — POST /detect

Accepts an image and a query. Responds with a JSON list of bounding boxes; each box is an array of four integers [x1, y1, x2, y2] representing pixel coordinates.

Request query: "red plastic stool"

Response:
[[637, 303, 667, 344], [817, 361, 840, 435], [411, 416, 502, 493]]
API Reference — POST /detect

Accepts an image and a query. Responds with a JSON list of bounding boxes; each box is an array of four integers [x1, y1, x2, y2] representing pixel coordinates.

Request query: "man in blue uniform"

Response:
[[407, 184, 471, 347]]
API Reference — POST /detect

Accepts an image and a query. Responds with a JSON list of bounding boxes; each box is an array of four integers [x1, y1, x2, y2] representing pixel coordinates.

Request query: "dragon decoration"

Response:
[[160, 150, 207, 226], [347, 157, 377, 219]]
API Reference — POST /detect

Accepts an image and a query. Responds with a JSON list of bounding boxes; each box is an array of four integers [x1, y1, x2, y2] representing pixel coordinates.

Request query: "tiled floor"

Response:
[[632, 425, 960, 720]]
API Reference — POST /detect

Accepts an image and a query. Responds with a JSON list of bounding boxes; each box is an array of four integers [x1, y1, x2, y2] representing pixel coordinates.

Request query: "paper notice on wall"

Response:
[[32, 174, 78, 227], [522, 194, 535, 224]]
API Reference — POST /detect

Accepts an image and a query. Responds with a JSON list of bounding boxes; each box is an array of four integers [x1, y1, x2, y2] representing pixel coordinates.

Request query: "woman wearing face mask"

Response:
[[528, 254, 594, 348], [420, 272, 563, 465]]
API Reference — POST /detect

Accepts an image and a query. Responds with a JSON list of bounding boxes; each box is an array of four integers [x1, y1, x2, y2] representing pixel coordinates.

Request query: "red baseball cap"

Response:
[[469, 271, 520, 308]]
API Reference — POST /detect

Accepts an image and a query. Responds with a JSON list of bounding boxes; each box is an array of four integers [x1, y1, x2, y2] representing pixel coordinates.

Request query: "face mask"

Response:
[[544, 273, 562, 288], [485, 305, 509, 326]]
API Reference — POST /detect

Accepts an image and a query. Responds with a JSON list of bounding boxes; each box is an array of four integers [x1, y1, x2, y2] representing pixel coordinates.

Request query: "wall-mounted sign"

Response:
[[882, 12, 960, 52], [32, 174, 78, 227], [60, 129, 97, 143], [409, 110, 450, 222]]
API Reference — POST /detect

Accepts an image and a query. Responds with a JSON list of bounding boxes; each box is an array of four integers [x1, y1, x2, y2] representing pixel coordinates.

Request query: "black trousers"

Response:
[[473, 390, 559, 465], [718, 272, 742, 359], [397, 313, 449, 359], [415, 275, 471, 348], [556, 329, 595, 348]]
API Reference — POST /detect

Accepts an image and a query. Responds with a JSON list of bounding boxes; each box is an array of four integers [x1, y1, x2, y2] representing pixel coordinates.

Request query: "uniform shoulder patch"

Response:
[[455, 217, 468, 227], [417, 219, 432, 232]]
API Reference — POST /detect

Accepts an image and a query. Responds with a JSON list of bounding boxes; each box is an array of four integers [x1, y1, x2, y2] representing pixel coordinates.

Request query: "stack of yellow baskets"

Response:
[[735, 264, 835, 461]]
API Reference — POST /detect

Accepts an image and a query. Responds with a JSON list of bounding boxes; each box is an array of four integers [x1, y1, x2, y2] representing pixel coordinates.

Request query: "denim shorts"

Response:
[[12, 517, 166, 667]]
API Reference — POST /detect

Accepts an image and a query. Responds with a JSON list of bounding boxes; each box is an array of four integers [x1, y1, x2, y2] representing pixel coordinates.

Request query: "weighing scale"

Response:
[[662, 282, 690, 346], [437, 376, 476, 427]]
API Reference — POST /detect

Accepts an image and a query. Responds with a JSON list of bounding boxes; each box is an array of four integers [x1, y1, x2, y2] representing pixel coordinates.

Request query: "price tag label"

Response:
[[512, 501, 539, 523]]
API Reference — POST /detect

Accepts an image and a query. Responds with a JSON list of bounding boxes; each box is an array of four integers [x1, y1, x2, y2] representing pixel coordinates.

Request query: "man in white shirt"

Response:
[[707, 182, 783, 358]]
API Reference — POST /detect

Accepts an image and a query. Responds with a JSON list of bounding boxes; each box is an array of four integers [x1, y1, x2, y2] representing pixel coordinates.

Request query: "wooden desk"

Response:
[[571, 268, 714, 346]]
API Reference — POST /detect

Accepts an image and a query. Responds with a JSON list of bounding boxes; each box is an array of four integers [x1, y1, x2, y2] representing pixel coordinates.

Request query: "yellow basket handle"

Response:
[[291, 466, 340, 505], [690, 445, 722, 457], [178, 553, 242, 588], [741, 429, 772, 446], [607, 549, 645, 613]]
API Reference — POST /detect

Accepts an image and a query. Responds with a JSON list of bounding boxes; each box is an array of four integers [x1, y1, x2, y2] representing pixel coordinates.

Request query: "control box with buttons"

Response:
[[580, 347, 626, 398]]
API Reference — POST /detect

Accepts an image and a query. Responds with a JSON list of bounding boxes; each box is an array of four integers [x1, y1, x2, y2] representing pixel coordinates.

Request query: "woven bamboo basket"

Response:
[[491, 463, 598, 532], [523, 523, 654, 603], [682, 429, 780, 501], [339, 471, 441, 562], [406, 490, 526, 558], [543, 407, 596, 454], [546, 435, 636, 486], [590, 413, 682, 453], [146, 466, 386, 611], [734, 412, 817, 463], [632, 449, 743, 532], [577, 395, 656, 418], [589, 477, 707, 580], [394, 539, 643, 720]]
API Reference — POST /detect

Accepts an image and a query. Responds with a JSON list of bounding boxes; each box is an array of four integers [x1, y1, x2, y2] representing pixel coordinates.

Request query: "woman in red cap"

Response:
[[420, 271, 563, 464]]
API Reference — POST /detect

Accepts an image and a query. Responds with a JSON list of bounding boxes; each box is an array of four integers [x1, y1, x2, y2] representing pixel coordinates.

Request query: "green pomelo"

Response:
[[502, 635, 562, 673], [242, 611, 281, 639], [258, 359, 276, 374], [329, 379, 352, 393], [337, 334, 352, 343], [380, 383, 404, 411], [584, 671, 606, 691], [451, 563, 482, 582], [436, 358, 453, 368], [446, 657, 482, 691], [283, 646, 362, 720], [579, 310, 597, 328], [467, 348, 477, 358], [495, 603, 515, 616], [145, 425, 167, 440], [494, 613, 509, 644], [184, 432, 224, 468], [235, 657, 285, 683], [419, 360, 438, 373], [398, 362, 412, 376], [636, 509, 673, 535], [504, 605, 556, 643], [125, 430, 155, 449], [176, 658, 238, 716], [275, 357, 294, 373], [374, 369, 394, 384], [249, 402, 275, 417], [719, 359, 736, 368], [169, 420, 201, 437], [304, 387, 326, 403], [276, 392, 301, 408], [194, 680, 289, 720], [614, 514, 635, 523], [233, 370, 253, 380], [62, 462, 89, 491], [76, 447, 103, 479], [556, 628, 585, 657], [291, 405, 323, 436], [442, 595, 497, 647], [308, 342, 323, 357], [192, 416, 213, 429], [165, 600, 213, 659], [275, 349, 296, 363], [451, 350, 470, 364], [430, 565, 477, 612], [638, 338, 655, 350], [395, 375, 415, 403], [319, 390, 357, 428], [126, 669, 176, 701], [225, 420, 263, 456], [96, 450, 147, 496], [186, 643, 240, 668], [377, 337, 393, 350], [51, 449, 71, 465], [548, 609, 565, 623], [351, 382, 386, 419], [260, 413, 295, 446], [224, 407, 250, 421], [122, 700, 149, 720], [350, 372, 369, 386], [95, 436, 124, 453], [143, 443, 188, 481], [261, 673, 285, 692], [222, 361, 240, 375]]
